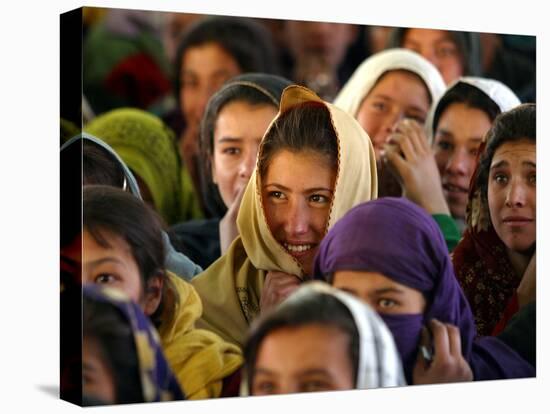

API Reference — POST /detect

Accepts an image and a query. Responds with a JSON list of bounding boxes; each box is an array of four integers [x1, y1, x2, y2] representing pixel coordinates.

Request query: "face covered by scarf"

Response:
[[314, 197, 534, 382], [191, 85, 378, 348], [82, 284, 185, 404]]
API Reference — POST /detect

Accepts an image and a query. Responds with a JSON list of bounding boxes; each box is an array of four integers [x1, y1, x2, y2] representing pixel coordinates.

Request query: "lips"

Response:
[[502, 216, 534, 225], [443, 182, 469, 194]]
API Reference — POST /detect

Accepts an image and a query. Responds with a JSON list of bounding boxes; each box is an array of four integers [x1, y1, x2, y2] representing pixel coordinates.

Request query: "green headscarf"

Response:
[[85, 108, 203, 225]]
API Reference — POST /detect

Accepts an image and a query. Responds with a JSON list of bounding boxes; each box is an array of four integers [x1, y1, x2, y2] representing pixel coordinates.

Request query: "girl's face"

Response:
[[433, 103, 493, 219], [83, 336, 116, 404], [332, 270, 426, 314], [488, 139, 536, 253], [81, 230, 161, 315], [251, 324, 354, 395], [262, 150, 337, 275], [179, 42, 241, 128], [212, 101, 278, 207], [356, 70, 431, 161], [402, 28, 463, 85]]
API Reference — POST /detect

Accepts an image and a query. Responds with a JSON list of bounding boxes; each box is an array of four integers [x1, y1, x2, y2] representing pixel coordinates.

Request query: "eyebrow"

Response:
[[217, 137, 242, 144], [372, 287, 406, 296], [263, 183, 334, 194], [372, 94, 427, 113], [85, 257, 125, 268], [436, 128, 483, 143]]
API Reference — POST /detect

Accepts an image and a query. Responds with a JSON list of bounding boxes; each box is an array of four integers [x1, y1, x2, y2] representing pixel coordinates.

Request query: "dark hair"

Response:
[[258, 102, 339, 179], [83, 140, 126, 188], [476, 103, 536, 199], [83, 185, 167, 326], [199, 73, 292, 215], [174, 16, 279, 110], [243, 291, 359, 393], [83, 295, 143, 404], [432, 82, 502, 135]]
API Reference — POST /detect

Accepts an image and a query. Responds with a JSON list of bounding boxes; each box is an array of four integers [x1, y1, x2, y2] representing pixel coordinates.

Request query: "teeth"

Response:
[[284, 243, 312, 253]]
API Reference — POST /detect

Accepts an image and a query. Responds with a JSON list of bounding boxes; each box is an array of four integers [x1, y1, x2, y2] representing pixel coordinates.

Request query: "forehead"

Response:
[[492, 139, 536, 162], [264, 150, 336, 183], [404, 28, 455, 44], [182, 42, 240, 72], [82, 229, 132, 258], [368, 70, 430, 104]]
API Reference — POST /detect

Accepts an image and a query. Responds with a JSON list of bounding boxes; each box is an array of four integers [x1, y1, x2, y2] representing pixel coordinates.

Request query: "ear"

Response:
[[142, 274, 164, 316]]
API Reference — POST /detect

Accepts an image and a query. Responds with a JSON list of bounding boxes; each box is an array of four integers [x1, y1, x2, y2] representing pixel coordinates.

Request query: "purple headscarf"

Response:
[[314, 197, 534, 383]]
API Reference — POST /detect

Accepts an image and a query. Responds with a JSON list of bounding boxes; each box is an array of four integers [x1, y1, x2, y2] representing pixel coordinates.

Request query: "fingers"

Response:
[[394, 119, 430, 153], [430, 318, 450, 358]]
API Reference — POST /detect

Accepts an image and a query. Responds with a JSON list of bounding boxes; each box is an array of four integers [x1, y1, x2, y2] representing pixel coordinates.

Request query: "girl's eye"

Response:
[[95, 274, 117, 284], [301, 380, 330, 392], [436, 45, 458, 58], [372, 101, 387, 111], [309, 194, 329, 203], [253, 381, 276, 394], [222, 147, 241, 155], [405, 115, 426, 125], [377, 298, 397, 309], [269, 191, 285, 200], [437, 141, 453, 151], [493, 173, 508, 184], [528, 173, 536, 185]]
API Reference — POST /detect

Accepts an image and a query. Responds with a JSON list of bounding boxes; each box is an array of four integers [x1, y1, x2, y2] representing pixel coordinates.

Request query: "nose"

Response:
[[505, 179, 527, 208], [379, 110, 404, 146], [445, 148, 469, 176], [284, 200, 310, 237], [238, 149, 257, 180]]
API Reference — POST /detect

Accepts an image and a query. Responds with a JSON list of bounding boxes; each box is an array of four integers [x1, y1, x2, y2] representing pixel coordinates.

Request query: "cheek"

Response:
[[433, 150, 448, 175]]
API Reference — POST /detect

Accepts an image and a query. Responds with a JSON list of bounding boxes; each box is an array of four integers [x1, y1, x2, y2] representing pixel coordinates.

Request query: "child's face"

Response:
[[251, 324, 354, 395], [81, 230, 144, 307]]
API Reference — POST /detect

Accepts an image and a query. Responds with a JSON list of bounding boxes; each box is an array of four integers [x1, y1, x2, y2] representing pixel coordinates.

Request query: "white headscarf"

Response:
[[333, 48, 446, 121], [240, 281, 406, 395], [426, 76, 522, 144]]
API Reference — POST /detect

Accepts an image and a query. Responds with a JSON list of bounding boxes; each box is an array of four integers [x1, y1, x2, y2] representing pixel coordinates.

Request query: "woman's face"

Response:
[[488, 139, 536, 253], [332, 270, 426, 314], [251, 324, 354, 395], [179, 42, 241, 128], [81, 230, 144, 308], [212, 101, 278, 207], [262, 150, 337, 276], [434, 103, 493, 219], [83, 336, 116, 404], [356, 70, 431, 161], [402, 28, 464, 85]]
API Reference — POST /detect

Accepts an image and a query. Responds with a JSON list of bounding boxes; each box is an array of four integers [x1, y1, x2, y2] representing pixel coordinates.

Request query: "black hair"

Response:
[[83, 185, 167, 326], [258, 102, 339, 179], [174, 16, 279, 111], [476, 103, 536, 200], [83, 140, 126, 188], [432, 81, 502, 135], [83, 295, 143, 404], [198, 73, 292, 216], [243, 290, 360, 394]]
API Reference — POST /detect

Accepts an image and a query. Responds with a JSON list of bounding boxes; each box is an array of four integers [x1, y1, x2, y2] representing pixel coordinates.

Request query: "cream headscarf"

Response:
[[425, 76, 522, 144], [191, 85, 377, 347], [333, 48, 446, 124]]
